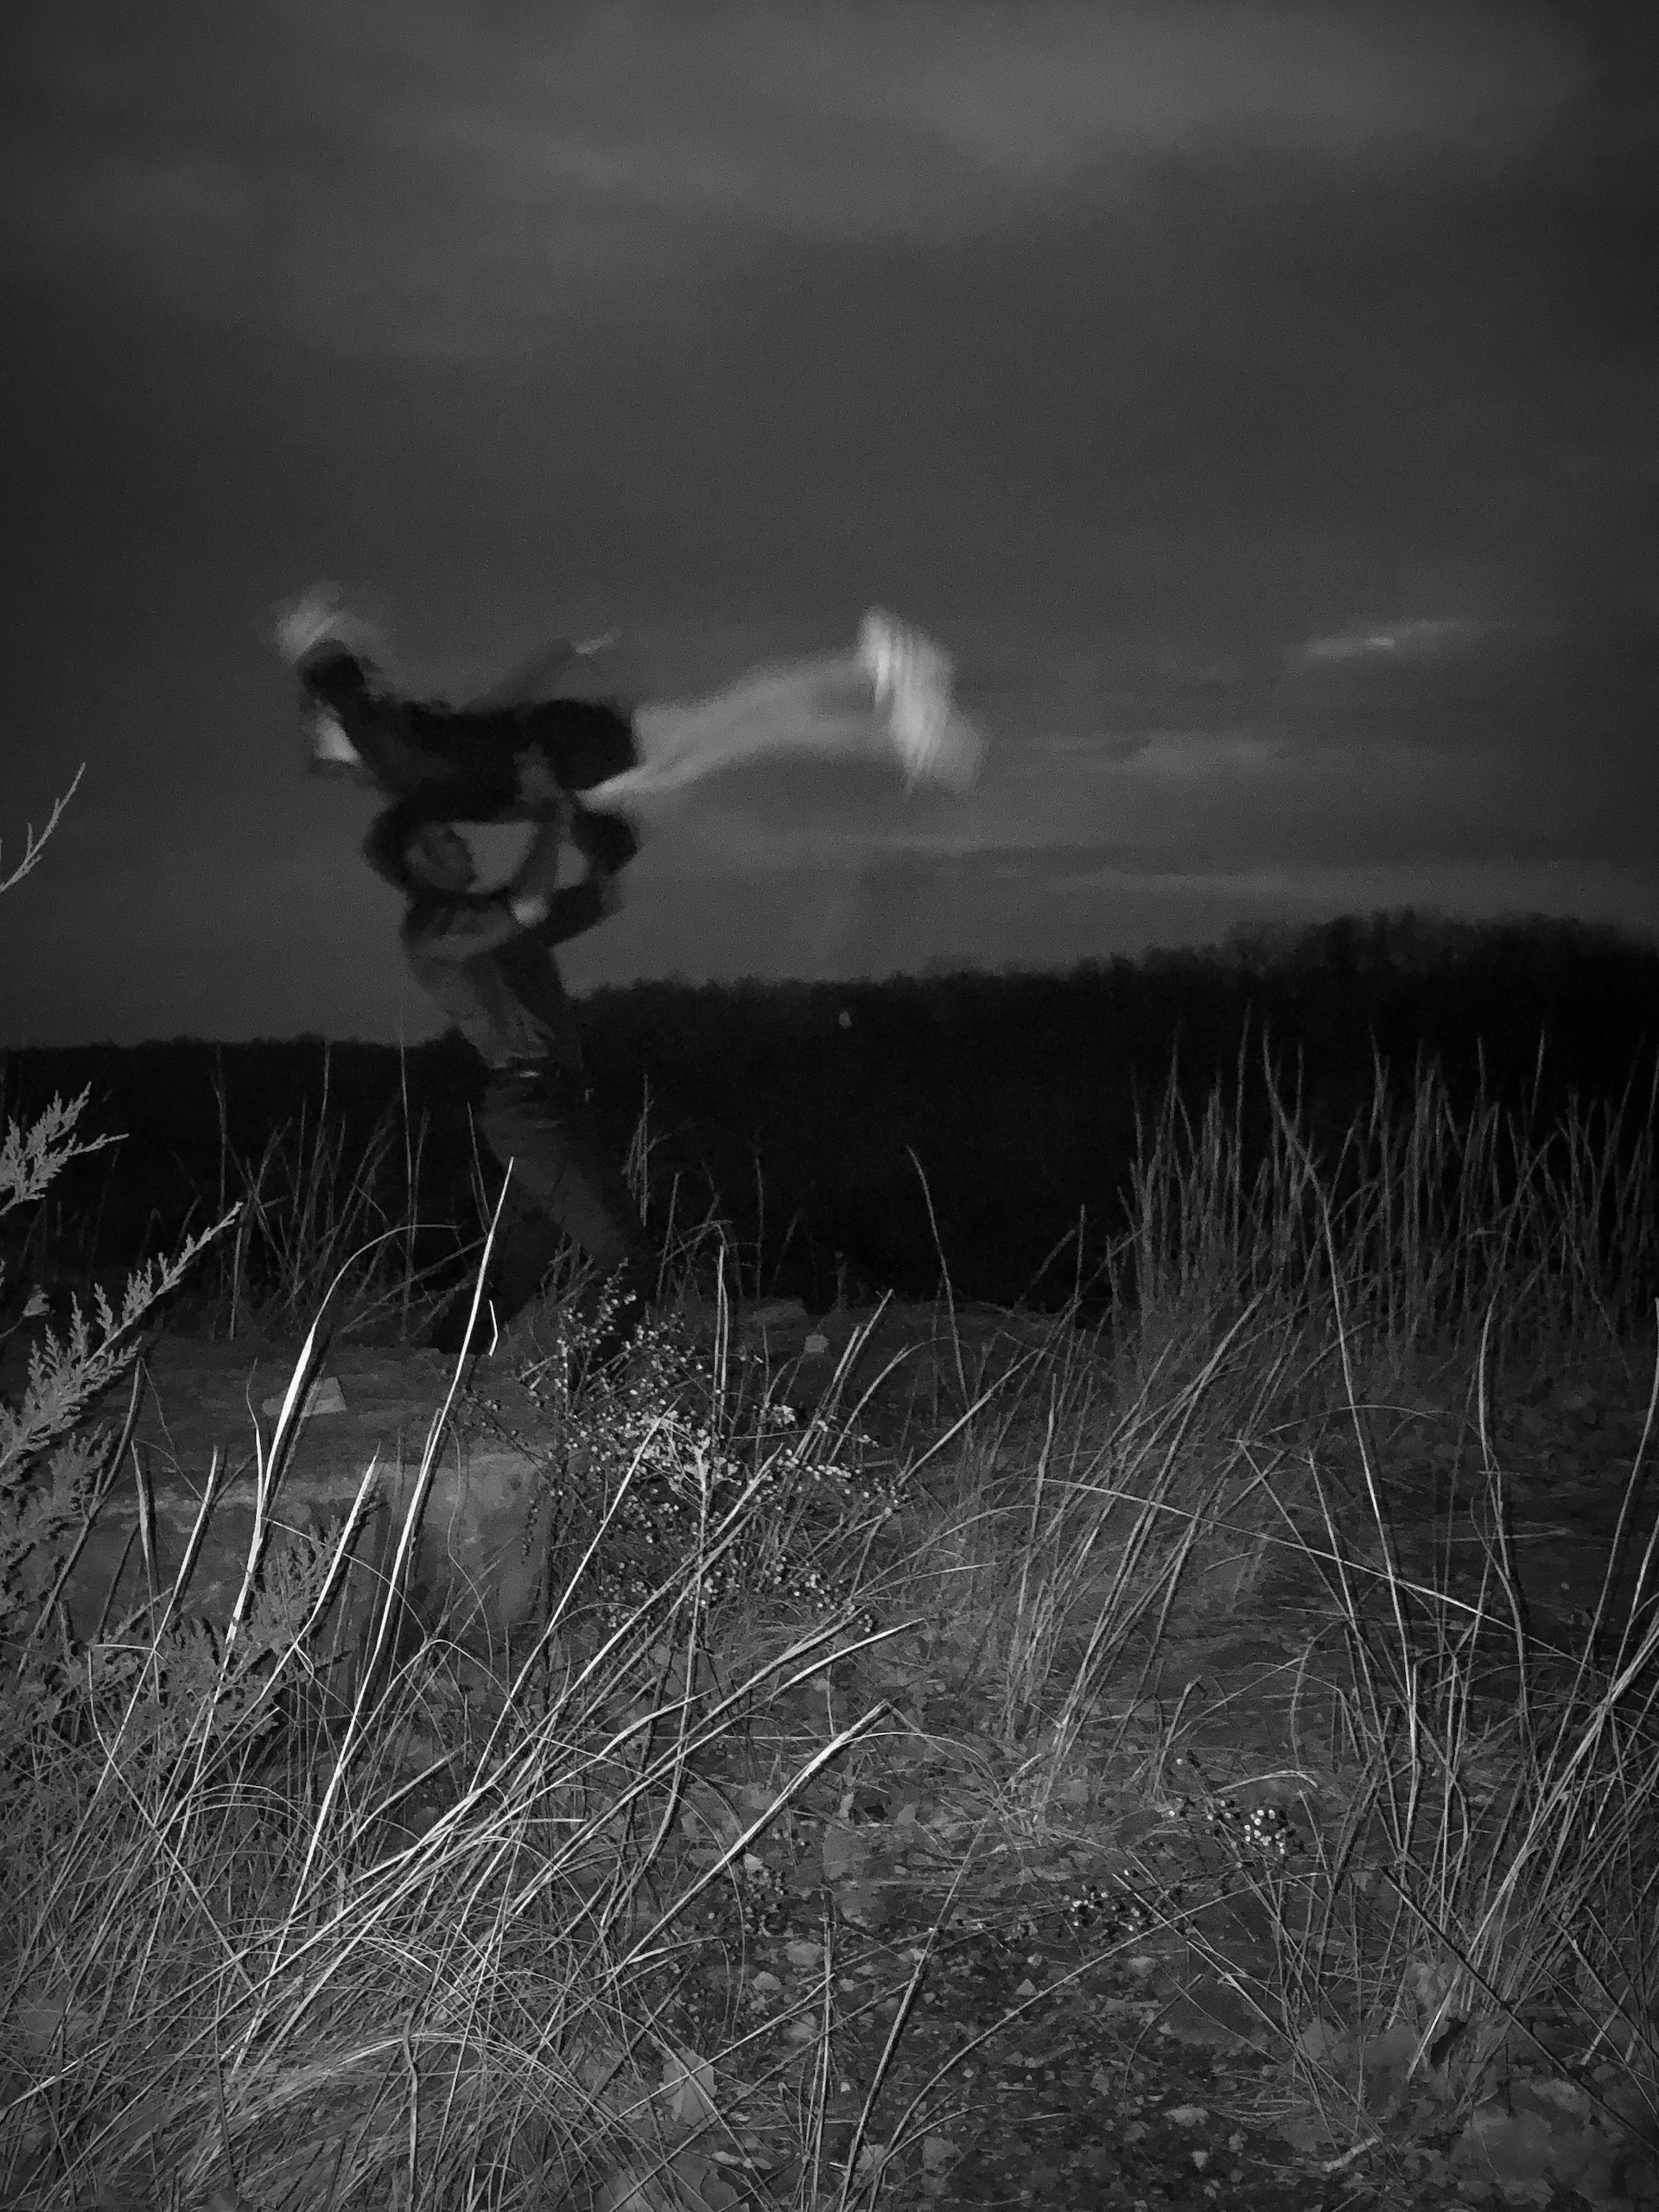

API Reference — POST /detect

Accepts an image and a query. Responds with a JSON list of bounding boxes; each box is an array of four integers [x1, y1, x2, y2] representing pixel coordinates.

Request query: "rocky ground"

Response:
[[19, 1307, 1659, 2209]]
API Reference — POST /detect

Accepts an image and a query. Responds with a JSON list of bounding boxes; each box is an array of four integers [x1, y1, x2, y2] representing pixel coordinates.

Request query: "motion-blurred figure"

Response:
[[275, 585, 984, 823], [272, 584, 987, 1355], [361, 805, 653, 1360]]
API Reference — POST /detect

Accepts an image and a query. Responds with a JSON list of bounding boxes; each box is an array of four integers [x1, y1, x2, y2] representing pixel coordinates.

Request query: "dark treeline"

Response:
[[5, 911, 1657, 1314]]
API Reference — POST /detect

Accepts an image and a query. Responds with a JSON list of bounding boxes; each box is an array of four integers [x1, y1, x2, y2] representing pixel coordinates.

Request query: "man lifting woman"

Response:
[[274, 585, 985, 1359]]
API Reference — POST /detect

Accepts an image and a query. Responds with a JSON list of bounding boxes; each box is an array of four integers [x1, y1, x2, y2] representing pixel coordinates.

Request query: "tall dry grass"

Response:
[[4, 970, 1657, 2202]]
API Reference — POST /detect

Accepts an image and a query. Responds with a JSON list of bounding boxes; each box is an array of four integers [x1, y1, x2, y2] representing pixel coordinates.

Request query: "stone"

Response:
[[57, 1333, 556, 1664]]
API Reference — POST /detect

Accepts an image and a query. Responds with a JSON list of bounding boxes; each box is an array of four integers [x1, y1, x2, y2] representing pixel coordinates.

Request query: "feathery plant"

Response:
[[493, 1267, 908, 1630], [1, 776, 232, 1746]]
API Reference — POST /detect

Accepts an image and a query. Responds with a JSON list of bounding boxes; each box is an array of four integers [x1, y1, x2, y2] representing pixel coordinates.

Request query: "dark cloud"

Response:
[[4, 3, 1588, 354], [2, 0, 1655, 1041]]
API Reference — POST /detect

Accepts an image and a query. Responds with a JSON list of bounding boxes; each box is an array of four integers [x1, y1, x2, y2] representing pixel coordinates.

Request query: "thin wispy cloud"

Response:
[[1116, 731, 1287, 780], [1299, 616, 1504, 664], [378, 0, 1585, 219]]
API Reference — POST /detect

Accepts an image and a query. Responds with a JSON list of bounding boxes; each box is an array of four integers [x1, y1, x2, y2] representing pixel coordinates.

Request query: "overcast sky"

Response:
[[3, 0, 1656, 1046]]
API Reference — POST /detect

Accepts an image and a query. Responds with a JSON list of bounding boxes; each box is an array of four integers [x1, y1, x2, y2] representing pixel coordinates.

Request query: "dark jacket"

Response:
[[382, 822, 613, 1077], [301, 644, 639, 817]]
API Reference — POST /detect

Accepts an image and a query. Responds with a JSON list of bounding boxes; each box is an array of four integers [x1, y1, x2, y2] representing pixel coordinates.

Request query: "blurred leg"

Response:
[[595, 613, 983, 804], [427, 1195, 562, 1357], [622, 651, 879, 798], [479, 1073, 653, 1283], [428, 1076, 653, 1357]]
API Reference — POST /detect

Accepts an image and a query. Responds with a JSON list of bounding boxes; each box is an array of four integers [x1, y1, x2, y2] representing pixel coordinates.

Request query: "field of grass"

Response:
[[4, 1007, 1657, 2211], [6, 782, 1659, 2209]]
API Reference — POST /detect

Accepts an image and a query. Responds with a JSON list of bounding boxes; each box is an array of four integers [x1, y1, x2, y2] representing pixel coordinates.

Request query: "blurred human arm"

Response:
[[506, 807, 573, 906], [409, 868, 613, 963], [504, 804, 628, 935], [522, 875, 616, 943]]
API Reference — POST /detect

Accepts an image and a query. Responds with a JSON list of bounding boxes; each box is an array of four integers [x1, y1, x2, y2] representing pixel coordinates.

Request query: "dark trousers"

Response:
[[429, 1064, 655, 1356]]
